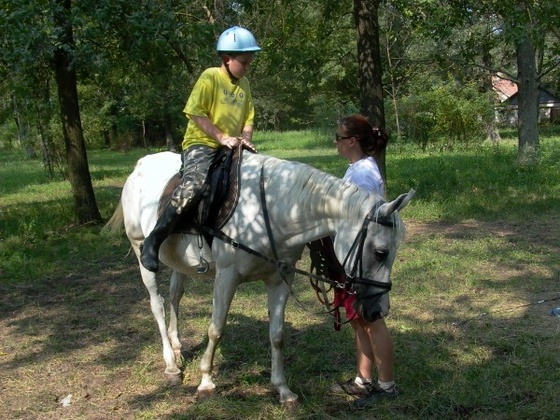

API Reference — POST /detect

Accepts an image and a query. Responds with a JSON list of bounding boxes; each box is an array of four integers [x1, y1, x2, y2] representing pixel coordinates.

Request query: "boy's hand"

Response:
[[219, 136, 256, 152], [219, 136, 240, 149], [239, 137, 256, 153]]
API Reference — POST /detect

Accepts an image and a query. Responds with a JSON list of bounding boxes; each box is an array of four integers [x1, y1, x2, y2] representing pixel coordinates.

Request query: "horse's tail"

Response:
[[103, 200, 124, 235]]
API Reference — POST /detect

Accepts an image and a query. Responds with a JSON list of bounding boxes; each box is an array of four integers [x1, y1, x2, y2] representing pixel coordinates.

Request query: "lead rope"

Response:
[[307, 237, 357, 329]]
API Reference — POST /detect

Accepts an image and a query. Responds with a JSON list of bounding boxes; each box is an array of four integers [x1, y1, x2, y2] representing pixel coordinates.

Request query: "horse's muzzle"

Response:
[[355, 292, 390, 322]]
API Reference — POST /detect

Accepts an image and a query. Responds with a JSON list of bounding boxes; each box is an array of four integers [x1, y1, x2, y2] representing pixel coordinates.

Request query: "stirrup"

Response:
[[196, 256, 209, 274]]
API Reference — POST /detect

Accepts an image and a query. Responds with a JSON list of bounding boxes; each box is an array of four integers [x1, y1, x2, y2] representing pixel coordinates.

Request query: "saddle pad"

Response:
[[215, 145, 242, 229], [158, 145, 243, 233]]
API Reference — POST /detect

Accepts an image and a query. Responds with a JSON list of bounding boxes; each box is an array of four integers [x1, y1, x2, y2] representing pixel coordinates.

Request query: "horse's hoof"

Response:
[[196, 388, 215, 400], [280, 393, 299, 406], [165, 372, 183, 386], [281, 397, 299, 414]]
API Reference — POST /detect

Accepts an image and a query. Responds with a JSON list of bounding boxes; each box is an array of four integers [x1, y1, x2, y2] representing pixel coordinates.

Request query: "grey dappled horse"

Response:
[[104, 150, 414, 403]]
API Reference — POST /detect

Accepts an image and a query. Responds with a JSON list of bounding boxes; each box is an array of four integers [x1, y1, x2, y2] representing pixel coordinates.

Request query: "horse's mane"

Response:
[[258, 154, 405, 244], [261, 154, 379, 220]]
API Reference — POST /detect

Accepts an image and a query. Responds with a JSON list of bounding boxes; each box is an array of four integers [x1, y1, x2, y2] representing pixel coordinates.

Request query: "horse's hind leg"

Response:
[[140, 266, 183, 385], [168, 271, 186, 367]]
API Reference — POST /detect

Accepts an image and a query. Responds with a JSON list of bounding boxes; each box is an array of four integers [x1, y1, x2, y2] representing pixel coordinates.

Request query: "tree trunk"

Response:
[[53, 0, 101, 224], [38, 118, 55, 178], [353, 0, 387, 182], [164, 112, 177, 152], [35, 75, 58, 178], [482, 46, 500, 145], [12, 95, 37, 159], [516, 35, 540, 164]]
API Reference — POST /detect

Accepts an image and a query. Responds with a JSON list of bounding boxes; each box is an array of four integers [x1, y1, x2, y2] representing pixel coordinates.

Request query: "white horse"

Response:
[[104, 150, 414, 404]]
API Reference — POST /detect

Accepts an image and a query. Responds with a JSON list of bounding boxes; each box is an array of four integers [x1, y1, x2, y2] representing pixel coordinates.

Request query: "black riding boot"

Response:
[[140, 204, 181, 272]]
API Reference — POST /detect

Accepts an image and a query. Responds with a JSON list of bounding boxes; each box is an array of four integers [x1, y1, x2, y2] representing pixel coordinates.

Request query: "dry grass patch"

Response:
[[1, 218, 559, 419]]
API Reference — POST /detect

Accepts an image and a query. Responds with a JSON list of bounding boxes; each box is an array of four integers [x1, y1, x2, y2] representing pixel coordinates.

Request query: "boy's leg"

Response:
[[140, 146, 216, 272]]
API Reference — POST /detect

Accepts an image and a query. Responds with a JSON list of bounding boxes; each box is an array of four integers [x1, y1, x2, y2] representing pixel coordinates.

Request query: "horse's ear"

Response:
[[379, 189, 415, 216]]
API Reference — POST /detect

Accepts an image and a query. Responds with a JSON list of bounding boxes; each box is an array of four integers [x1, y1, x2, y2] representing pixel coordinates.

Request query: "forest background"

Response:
[[1, 0, 559, 221]]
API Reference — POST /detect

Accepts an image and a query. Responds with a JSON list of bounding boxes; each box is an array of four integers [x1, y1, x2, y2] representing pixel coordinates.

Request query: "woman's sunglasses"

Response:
[[335, 134, 353, 142]]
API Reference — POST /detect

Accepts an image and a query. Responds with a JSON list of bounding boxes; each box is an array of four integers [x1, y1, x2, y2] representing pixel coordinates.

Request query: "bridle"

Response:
[[202, 166, 396, 296], [306, 199, 396, 328], [340, 200, 395, 297], [258, 166, 395, 302]]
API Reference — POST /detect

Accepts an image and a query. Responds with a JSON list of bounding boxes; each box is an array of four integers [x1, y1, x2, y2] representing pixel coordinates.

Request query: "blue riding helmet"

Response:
[[216, 26, 261, 54]]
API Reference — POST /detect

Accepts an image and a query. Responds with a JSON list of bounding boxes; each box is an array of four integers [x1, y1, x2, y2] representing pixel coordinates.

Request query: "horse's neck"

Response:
[[291, 186, 373, 246], [251, 154, 374, 247]]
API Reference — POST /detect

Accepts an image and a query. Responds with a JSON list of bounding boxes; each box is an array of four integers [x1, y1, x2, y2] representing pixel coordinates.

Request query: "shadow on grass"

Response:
[[1, 223, 558, 418], [0, 185, 129, 284], [1, 142, 560, 418]]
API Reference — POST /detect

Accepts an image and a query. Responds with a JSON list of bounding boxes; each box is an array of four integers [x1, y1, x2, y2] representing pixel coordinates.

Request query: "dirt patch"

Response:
[[406, 216, 560, 244]]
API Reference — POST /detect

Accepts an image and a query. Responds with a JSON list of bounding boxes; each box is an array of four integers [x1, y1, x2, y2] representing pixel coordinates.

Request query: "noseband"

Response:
[[341, 200, 395, 297]]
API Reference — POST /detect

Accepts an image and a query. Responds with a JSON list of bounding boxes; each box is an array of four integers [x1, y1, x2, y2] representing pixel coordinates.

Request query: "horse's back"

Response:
[[122, 152, 182, 241]]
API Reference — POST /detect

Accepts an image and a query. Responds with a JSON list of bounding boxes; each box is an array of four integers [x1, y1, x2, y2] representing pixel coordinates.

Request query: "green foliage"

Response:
[[389, 81, 494, 149], [250, 0, 358, 130], [1, 0, 559, 157], [0, 119, 19, 150]]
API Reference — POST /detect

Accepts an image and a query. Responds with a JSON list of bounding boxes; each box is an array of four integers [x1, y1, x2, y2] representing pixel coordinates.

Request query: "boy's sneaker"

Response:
[[330, 378, 371, 397], [354, 383, 398, 408]]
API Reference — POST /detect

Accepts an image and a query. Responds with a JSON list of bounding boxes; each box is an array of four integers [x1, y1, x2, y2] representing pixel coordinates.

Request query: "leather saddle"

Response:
[[158, 145, 244, 238]]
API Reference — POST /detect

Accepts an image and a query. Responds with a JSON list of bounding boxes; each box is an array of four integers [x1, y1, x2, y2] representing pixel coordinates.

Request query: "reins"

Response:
[[257, 166, 342, 315], [202, 164, 395, 316], [201, 167, 340, 288], [200, 226, 342, 288]]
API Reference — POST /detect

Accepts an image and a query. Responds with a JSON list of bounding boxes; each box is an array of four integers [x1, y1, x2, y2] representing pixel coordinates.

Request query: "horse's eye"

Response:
[[374, 249, 389, 261]]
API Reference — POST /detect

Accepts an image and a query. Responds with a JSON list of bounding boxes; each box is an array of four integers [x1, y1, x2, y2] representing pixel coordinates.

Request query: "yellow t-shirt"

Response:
[[182, 67, 255, 150]]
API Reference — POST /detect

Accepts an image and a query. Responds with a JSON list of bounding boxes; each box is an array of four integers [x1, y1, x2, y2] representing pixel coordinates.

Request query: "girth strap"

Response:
[[200, 224, 338, 285], [201, 165, 343, 287]]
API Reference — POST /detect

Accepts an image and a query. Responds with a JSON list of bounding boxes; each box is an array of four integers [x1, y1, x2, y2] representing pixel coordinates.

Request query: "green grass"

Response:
[[254, 128, 560, 223], [387, 140, 560, 222], [1, 130, 560, 419]]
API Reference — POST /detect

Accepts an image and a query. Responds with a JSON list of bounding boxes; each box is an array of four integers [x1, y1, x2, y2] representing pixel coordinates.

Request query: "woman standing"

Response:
[[330, 114, 397, 408]]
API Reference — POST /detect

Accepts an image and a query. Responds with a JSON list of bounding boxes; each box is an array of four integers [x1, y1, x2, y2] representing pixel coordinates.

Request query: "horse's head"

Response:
[[341, 190, 415, 323]]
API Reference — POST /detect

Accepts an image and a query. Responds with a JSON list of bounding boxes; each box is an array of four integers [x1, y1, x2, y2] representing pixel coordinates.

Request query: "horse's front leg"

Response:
[[267, 273, 298, 404], [139, 266, 183, 384], [197, 271, 238, 395], [168, 271, 186, 367]]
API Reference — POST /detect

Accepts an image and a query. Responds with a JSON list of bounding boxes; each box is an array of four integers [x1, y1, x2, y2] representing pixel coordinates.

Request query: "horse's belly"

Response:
[[159, 234, 215, 276]]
